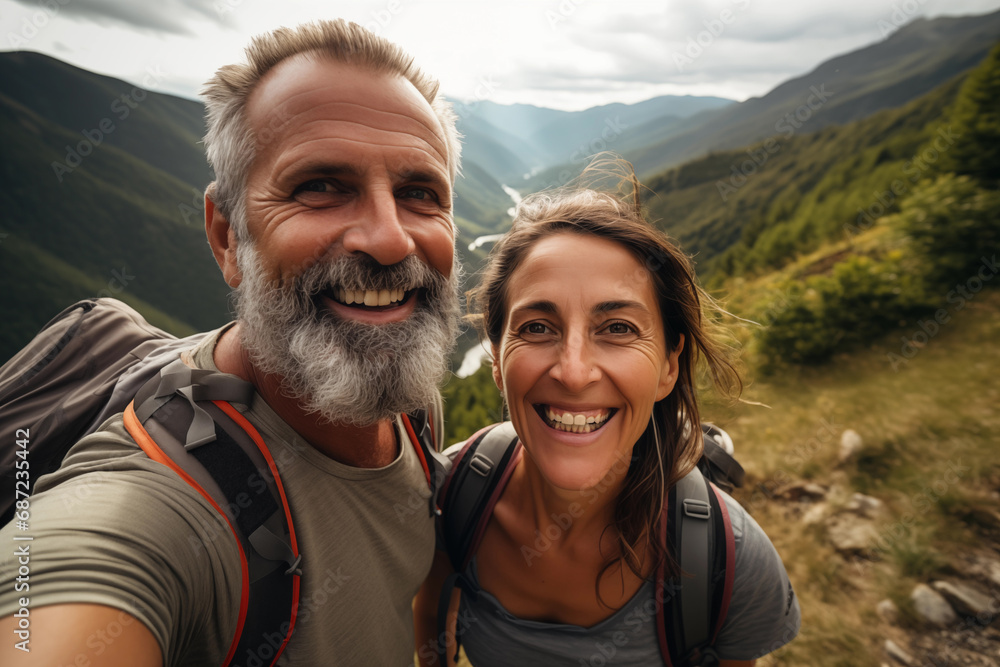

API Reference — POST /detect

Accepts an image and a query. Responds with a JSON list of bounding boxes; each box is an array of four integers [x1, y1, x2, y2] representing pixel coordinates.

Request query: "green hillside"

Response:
[[0, 89, 230, 360], [0, 51, 211, 188], [642, 73, 965, 280]]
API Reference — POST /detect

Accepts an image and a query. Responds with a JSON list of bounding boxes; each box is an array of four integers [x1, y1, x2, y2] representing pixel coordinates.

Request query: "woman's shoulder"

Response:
[[712, 486, 802, 659]]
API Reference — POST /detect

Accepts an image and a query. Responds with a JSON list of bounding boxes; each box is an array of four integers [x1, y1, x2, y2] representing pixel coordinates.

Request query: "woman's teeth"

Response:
[[333, 287, 407, 307], [544, 407, 611, 434]]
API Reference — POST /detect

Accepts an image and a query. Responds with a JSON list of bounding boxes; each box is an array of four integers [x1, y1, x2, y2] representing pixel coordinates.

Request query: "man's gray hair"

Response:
[[201, 19, 462, 240]]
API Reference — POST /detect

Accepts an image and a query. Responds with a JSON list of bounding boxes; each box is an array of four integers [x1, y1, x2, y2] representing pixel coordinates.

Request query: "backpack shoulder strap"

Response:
[[438, 421, 520, 572], [658, 466, 735, 667], [123, 360, 300, 667], [401, 399, 444, 518], [435, 421, 520, 665]]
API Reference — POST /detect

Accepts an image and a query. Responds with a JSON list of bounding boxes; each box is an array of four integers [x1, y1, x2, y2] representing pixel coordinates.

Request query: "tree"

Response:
[[940, 42, 1000, 185]]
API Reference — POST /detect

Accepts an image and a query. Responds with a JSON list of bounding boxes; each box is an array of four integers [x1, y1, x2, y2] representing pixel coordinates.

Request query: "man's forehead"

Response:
[[246, 53, 444, 144]]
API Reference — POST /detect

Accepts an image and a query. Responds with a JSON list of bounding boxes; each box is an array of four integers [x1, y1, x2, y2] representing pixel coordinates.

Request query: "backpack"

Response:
[[435, 421, 745, 667], [1, 297, 443, 667]]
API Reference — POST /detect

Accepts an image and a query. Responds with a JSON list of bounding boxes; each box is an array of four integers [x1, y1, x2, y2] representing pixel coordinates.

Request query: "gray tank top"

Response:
[[458, 557, 663, 666], [454, 490, 803, 664]]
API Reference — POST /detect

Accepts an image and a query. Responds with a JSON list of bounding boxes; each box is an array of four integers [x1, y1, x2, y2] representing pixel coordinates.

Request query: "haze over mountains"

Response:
[[1, 8, 998, 361]]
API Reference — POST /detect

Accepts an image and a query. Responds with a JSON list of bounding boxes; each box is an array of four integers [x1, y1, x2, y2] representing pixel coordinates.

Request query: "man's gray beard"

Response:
[[234, 243, 460, 426]]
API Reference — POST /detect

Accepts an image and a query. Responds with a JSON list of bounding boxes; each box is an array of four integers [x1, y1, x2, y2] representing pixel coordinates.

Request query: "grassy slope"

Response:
[[700, 268, 999, 664]]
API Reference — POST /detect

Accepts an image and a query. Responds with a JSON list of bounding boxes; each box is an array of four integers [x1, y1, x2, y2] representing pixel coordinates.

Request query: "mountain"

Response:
[[628, 9, 1000, 178], [456, 95, 734, 175], [515, 9, 1000, 190]]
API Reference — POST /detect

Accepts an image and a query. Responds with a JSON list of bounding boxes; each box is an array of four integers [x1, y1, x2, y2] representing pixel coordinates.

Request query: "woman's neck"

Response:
[[512, 451, 629, 546]]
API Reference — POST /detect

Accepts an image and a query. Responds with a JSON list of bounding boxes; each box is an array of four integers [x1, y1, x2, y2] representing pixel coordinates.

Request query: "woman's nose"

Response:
[[549, 334, 600, 392]]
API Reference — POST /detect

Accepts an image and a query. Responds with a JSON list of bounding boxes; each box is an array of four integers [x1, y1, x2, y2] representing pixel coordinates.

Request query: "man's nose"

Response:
[[341, 188, 415, 266], [549, 333, 601, 392]]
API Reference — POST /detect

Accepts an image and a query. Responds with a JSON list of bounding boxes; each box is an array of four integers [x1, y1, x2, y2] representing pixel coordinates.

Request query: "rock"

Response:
[[839, 429, 863, 463], [845, 492, 884, 518], [911, 583, 959, 627], [776, 481, 827, 502], [962, 551, 1000, 589], [802, 502, 829, 525], [877, 598, 900, 625], [988, 561, 1000, 589], [884, 639, 914, 666], [825, 513, 880, 555], [931, 580, 996, 620]]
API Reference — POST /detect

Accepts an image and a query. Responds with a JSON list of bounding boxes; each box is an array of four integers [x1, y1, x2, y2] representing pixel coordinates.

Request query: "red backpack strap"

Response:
[[709, 483, 735, 642], [124, 360, 300, 667]]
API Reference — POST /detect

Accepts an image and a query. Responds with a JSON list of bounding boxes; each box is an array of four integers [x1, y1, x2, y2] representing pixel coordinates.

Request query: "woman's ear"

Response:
[[491, 345, 503, 393], [205, 187, 242, 288], [656, 334, 685, 401]]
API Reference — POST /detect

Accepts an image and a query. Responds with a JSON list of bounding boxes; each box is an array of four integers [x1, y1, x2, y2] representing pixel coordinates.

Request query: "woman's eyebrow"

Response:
[[510, 300, 557, 317], [593, 300, 649, 314]]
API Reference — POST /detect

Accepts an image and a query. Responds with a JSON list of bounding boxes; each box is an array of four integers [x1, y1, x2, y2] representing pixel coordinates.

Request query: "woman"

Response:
[[416, 164, 800, 666]]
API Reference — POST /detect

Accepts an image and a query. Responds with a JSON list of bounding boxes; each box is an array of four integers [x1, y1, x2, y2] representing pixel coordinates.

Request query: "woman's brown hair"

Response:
[[467, 156, 743, 597]]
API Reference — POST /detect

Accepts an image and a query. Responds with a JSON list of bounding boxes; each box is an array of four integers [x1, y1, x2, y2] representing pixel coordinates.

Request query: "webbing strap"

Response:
[[133, 359, 254, 449]]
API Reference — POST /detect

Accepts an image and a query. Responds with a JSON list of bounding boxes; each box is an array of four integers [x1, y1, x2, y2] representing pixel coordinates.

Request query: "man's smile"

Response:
[[330, 286, 417, 308]]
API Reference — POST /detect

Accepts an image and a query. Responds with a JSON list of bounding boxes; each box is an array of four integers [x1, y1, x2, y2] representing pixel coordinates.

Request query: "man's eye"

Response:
[[295, 180, 332, 194], [400, 187, 434, 201]]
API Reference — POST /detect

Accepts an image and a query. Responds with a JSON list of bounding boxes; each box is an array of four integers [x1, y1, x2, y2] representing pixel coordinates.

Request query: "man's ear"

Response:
[[205, 186, 242, 288], [656, 334, 685, 401]]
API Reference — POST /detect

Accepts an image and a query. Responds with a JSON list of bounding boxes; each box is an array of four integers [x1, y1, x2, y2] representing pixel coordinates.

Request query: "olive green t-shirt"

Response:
[[0, 327, 435, 665]]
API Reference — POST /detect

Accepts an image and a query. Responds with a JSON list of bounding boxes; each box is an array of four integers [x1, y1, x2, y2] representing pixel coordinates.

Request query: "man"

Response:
[[0, 19, 461, 666]]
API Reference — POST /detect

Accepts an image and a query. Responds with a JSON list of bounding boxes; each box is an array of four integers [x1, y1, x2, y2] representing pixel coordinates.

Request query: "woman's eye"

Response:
[[522, 322, 549, 335], [605, 321, 634, 335]]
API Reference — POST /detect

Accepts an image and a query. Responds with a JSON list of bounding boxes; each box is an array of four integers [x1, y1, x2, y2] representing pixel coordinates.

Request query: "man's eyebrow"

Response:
[[286, 162, 363, 179], [398, 169, 450, 186]]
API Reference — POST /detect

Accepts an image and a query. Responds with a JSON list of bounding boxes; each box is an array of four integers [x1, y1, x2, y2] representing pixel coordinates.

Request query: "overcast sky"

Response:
[[2, 0, 999, 110]]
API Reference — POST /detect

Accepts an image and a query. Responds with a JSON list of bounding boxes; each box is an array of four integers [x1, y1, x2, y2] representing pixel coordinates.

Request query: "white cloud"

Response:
[[1, 0, 998, 109]]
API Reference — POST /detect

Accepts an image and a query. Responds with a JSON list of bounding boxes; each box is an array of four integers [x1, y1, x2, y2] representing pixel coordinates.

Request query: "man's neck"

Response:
[[212, 323, 399, 468]]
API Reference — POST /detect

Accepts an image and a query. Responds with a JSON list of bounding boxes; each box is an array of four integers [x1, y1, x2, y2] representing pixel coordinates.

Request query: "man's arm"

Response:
[[414, 549, 460, 667], [0, 604, 161, 667]]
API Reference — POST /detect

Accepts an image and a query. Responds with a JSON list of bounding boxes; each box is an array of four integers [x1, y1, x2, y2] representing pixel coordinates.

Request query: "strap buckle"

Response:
[[469, 453, 493, 477], [683, 498, 711, 520]]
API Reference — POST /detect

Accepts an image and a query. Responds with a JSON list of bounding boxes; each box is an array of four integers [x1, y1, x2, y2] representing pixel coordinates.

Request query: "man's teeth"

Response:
[[333, 287, 407, 307], [544, 407, 611, 433]]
